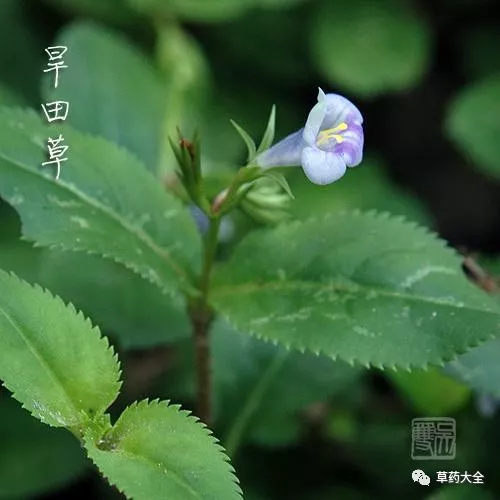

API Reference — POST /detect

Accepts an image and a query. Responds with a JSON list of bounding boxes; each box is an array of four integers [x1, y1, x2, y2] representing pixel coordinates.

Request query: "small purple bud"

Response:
[[189, 205, 210, 234], [189, 204, 234, 242]]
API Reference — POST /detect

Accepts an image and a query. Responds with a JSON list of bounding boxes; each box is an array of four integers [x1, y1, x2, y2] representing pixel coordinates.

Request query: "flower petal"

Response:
[[255, 129, 306, 168], [303, 99, 328, 146], [335, 122, 364, 166], [321, 94, 363, 130], [301, 147, 347, 185]]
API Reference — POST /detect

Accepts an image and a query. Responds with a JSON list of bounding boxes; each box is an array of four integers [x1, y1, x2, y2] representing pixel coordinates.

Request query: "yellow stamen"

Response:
[[316, 122, 348, 146]]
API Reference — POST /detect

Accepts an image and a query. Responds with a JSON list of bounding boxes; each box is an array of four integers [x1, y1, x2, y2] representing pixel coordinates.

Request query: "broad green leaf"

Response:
[[212, 322, 361, 452], [37, 251, 190, 348], [0, 108, 201, 298], [211, 212, 500, 368], [44, 22, 164, 172], [0, 270, 120, 427], [446, 75, 500, 178], [426, 485, 494, 500], [388, 368, 470, 415], [0, 204, 190, 349], [289, 157, 430, 226], [446, 339, 500, 396], [128, 0, 251, 21], [310, 0, 431, 96], [85, 400, 242, 500], [0, 395, 87, 499]]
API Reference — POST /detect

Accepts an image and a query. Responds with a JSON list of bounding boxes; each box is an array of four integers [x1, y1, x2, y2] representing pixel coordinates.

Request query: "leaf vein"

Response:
[[0, 151, 190, 287], [0, 305, 81, 420], [211, 280, 498, 314]]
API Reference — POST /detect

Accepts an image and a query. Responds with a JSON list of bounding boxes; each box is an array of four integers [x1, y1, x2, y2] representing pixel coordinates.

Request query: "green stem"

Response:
[[190, 216, 221, 425], [224, 350, 289, 457], [199, 216, 221, 302]]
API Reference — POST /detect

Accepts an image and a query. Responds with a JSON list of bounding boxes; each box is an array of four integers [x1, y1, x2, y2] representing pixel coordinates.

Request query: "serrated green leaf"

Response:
[[256, 105, 276, 154], [0, 209, 190, 349], [212, 321, 361, 451], [0, 269, 120, 427], [310, 0, 431, 96], [37, 251, 190, 349], [446, 338, 500, 397], [211, 212, 500, 368], [446, 75, 500, 178], [85, 400, 242, 500], [388, 368, 470, 415], [0, 108, 201, 298], [0, 395, 87, 499], [43, 22, 164, 172], [231, 120, 257, 164]]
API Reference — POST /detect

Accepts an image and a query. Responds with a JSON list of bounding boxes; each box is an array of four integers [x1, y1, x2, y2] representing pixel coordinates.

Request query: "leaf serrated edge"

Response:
[[85, 398, 243, 499], [0, 270, 122, 426], [0, 107, 200, 296], [134, 399, 243, 497], [218, 309, 500, 374], [219, 209, 452, 261], [26, 238, 186, 302], [3, 105, 158, 178], [211, 207, 500, 370]]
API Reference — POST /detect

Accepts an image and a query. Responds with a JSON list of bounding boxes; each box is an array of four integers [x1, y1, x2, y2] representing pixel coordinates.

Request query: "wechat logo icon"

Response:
[[412, 469, 431, 486]]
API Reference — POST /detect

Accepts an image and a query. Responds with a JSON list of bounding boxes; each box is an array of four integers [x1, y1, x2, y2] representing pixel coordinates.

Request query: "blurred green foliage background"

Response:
[[1, 0, 500, 499]]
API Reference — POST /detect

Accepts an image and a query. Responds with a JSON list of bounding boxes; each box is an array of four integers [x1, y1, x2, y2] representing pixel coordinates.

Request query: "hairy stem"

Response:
[[190, 216, 221, 425]]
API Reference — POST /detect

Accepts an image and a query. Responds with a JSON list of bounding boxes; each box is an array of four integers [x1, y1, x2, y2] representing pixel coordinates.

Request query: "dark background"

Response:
[[1, 0, 500, 499]]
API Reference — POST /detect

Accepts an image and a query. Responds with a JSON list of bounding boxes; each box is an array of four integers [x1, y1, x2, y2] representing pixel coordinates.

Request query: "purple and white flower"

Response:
[[255, 89, 364, 185]]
